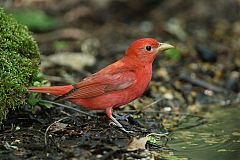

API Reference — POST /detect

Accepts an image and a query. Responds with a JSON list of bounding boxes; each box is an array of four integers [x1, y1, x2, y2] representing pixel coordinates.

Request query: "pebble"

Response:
[[224, 71, 239, 92], [163, 93, 174, 100], [195, 45, 217, 62]]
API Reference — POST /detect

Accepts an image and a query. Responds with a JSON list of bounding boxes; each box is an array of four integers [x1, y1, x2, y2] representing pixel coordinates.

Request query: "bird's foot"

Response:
[[109, 122, 134, 134], [113, 113, 142, 127], [113, 113, 132, 122], [120, 127, 134, 134], [109, 115, 134, 134]]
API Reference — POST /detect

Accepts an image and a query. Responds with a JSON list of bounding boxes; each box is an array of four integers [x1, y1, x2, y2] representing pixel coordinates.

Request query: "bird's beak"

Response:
[[157, 43, 175, 52]]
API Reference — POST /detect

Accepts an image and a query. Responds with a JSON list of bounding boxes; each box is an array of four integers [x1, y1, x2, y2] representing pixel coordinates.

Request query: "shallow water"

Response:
[[167, 105, 240, 160]]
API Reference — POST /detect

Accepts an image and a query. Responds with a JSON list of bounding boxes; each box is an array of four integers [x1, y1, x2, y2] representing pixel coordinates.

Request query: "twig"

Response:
[[142, 98, 164, 110], [39, 100, 97, 118], [34, 28, 88, 43], [44, 117, 69, 146], [43, 75, 67, 83], [179, 74, 226, 93]]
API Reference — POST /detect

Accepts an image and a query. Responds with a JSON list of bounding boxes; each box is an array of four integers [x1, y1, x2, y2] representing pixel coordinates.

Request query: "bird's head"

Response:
[[125, 38, 174, 64]]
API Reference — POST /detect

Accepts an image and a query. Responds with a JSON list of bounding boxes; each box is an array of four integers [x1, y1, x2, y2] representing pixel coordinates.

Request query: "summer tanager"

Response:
[[29, 38, 174, 132]]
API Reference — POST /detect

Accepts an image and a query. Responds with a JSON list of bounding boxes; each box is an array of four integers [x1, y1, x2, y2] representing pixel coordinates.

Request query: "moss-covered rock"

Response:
[[0, 8, 40, 123]]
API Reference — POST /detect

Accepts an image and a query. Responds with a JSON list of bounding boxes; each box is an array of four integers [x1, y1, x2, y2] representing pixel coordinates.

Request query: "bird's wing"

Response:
[[55, 69, 136, 100]]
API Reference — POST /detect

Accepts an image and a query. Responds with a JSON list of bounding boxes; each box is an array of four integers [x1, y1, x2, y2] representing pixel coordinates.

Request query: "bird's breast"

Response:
[[133, 66, 152, 97]]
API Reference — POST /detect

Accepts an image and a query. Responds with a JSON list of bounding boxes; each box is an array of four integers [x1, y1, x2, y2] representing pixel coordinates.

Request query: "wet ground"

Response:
[[168, 105, 240, 160], [0, 0, 240, 159]]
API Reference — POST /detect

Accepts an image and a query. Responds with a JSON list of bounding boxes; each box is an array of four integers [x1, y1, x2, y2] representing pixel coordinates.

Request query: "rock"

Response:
[[195, 45, 217, 62], [225, 71, 239, 92]]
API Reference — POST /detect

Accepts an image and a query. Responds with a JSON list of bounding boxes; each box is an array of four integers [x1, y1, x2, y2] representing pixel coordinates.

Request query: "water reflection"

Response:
[[167, 105, 240, 160]]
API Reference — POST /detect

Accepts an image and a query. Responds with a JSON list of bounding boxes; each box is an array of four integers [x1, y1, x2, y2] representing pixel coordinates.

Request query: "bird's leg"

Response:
[[106, 107, 134, 133], [110, 116, 134, 133], [106, 107, 123, 128], [109, 115, 123, 128]]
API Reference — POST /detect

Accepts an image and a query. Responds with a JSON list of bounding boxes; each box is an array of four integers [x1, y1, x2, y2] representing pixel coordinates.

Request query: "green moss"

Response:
[[0, 8, 40, 123]]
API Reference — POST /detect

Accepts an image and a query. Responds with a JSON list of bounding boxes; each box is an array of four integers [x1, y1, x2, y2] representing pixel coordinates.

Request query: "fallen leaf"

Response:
[[50, 122, 68, 132], [127, 137, 148, 151], [41, 52, 96, 71]]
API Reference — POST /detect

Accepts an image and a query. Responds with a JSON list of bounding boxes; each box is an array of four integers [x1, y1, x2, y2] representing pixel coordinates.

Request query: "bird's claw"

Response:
[[109, 121, 117, 126], [113, 113, 133, 122], [109, 122, 134, 134], [120, 127, 134, 134]]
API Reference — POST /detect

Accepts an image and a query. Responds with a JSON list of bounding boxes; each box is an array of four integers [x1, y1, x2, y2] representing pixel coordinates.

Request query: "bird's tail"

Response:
[[28, 85, 74, 96]]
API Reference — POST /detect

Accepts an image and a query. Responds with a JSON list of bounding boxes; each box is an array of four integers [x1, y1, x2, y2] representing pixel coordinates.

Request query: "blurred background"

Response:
[[1, 0, 239, 83], [1, 0, 240, 87], [1, 0, 240, 159]]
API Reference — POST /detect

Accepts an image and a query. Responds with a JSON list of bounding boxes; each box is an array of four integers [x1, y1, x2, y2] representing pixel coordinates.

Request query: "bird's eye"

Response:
[[145, 46, 152, 51]]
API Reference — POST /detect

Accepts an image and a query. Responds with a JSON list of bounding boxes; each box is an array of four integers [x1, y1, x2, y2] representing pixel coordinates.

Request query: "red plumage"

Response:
[[28, 38, 174, 130]]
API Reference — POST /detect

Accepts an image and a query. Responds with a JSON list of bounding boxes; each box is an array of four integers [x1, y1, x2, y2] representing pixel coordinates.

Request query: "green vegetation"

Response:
[[10, 9, 59, 31], [53, 40, 69, 51], [0, 8, 40, 123], [164, 48, 181, 60]]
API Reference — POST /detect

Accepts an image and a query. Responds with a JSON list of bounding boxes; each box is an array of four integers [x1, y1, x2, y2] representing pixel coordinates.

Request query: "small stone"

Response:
[[163, 107, 172, 112], [224, 71, 240, 92], [139, 21, 153, 33], [96, 154, 103, 158], [157, 68, 169, 78], [163, 93, 174, 100], [195, 45, 217, 62]]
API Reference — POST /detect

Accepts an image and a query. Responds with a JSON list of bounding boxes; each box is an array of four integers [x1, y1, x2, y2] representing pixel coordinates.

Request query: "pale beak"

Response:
[[157, 43, 175, 52]]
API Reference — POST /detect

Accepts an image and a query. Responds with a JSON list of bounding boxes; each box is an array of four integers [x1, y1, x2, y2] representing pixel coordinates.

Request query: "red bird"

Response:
[[29, 38, 174, 132]]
